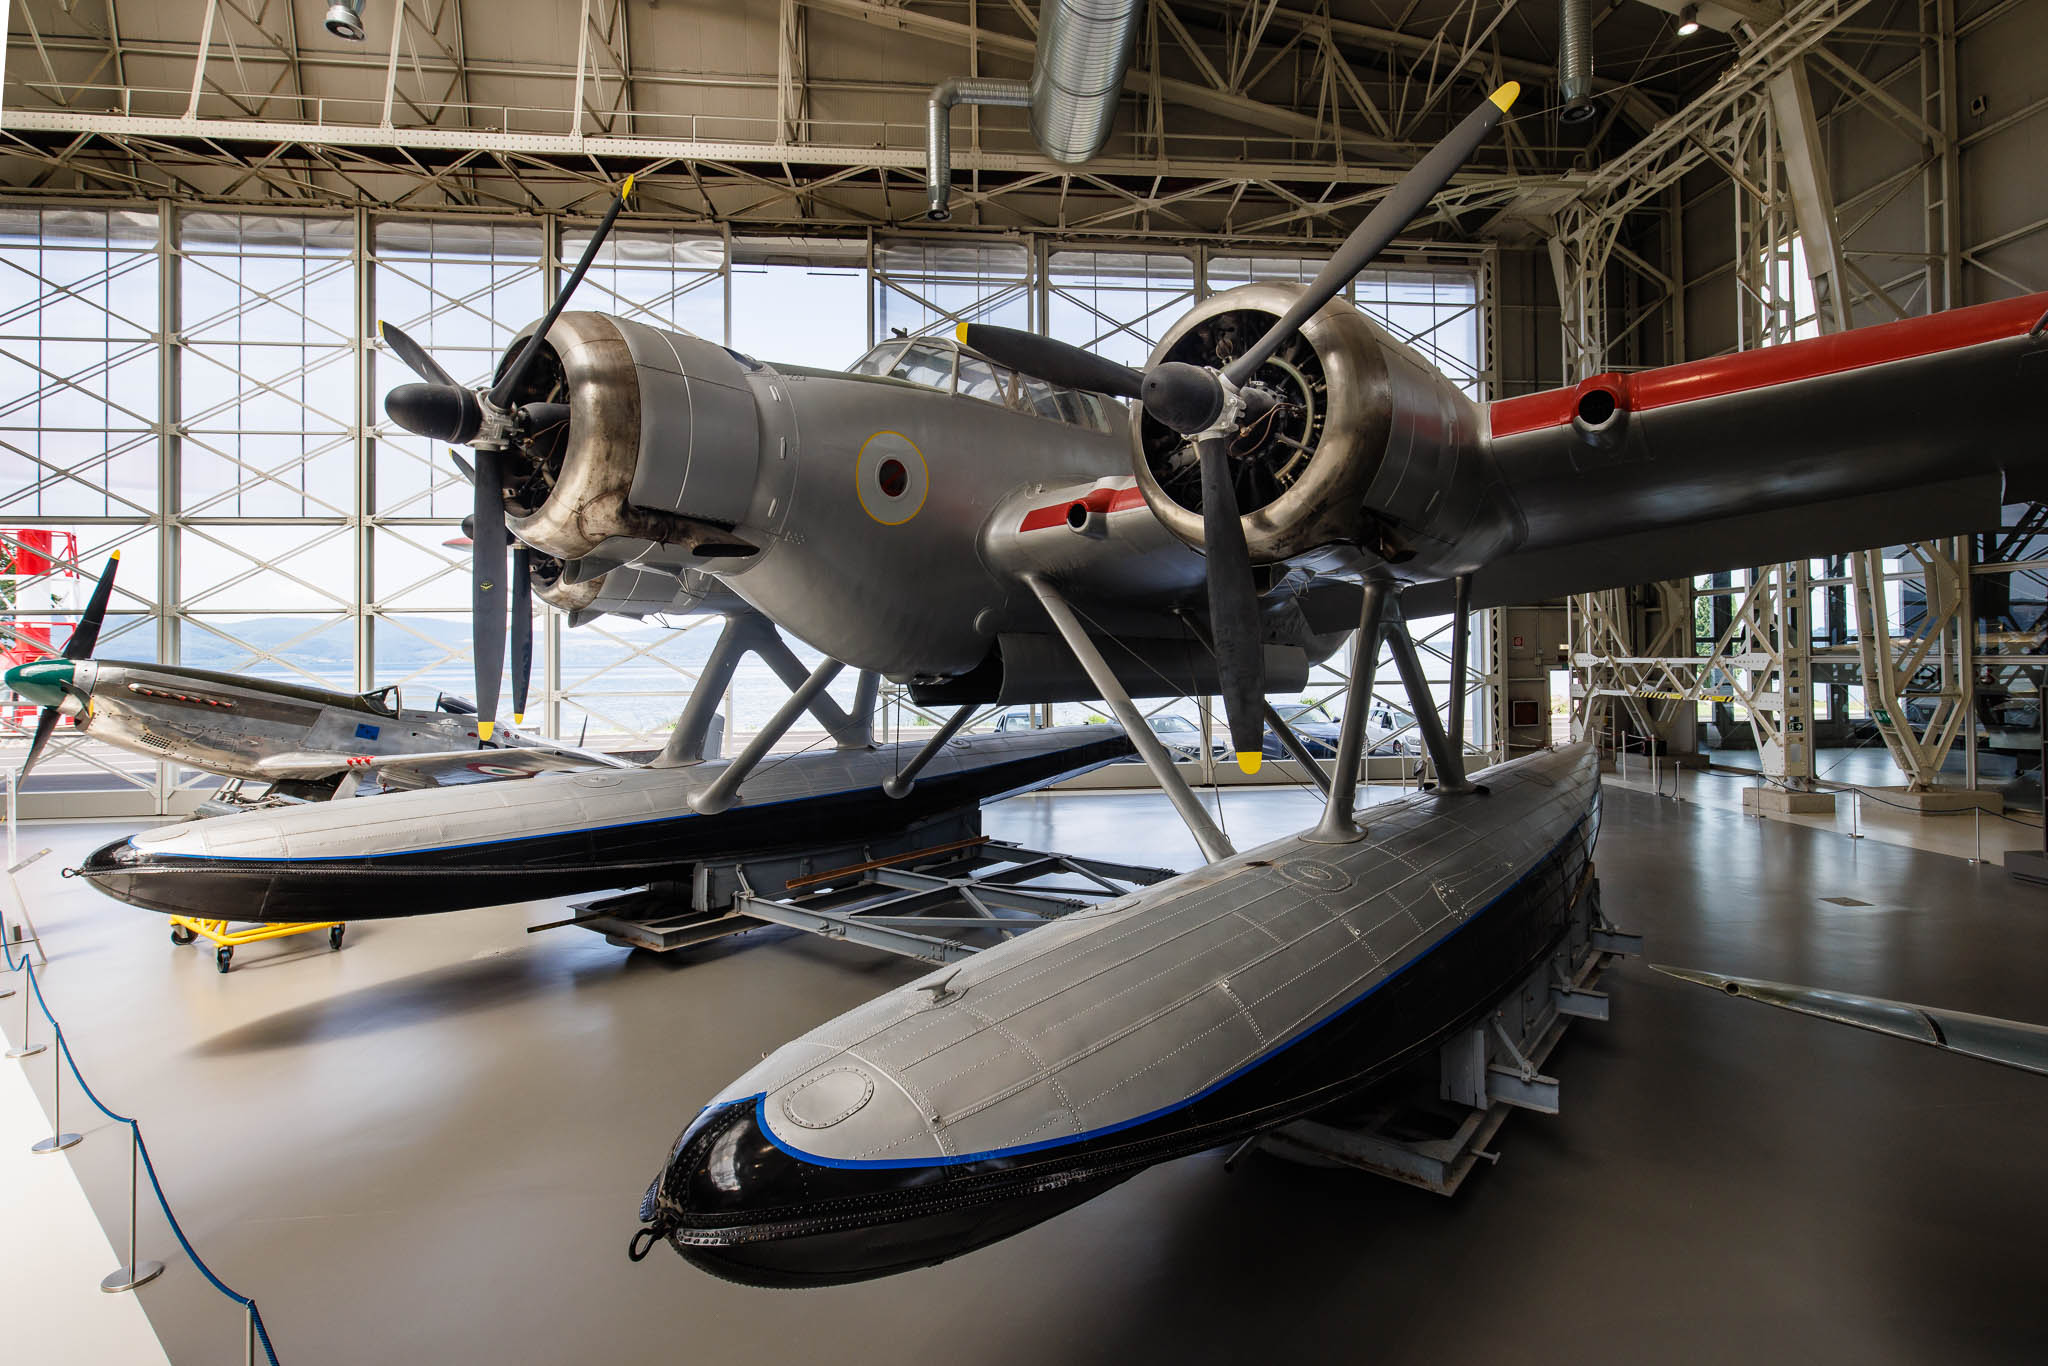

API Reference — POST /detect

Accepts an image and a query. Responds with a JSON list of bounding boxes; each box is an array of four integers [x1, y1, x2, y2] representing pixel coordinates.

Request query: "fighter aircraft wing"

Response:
[[255, 746, 608, 789], [1655, 965, 2048, 1078], [1405, 291, 2048, 615]]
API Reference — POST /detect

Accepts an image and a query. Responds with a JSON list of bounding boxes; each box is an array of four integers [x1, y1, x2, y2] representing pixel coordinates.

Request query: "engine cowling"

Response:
[[1132, 282, 1520, 582], [495, 311, 763, 569]]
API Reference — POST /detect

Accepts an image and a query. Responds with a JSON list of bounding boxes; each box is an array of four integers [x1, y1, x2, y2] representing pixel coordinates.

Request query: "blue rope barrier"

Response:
[[11, 956, 283, 1365]]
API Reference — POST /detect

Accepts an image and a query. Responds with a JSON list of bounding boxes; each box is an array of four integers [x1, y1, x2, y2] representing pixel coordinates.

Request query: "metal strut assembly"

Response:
[[655, 614, 878, 769], [882, 704, 975, 799], [689, 658, 845, 815], [1262, 701, 1333, 799], [1307, 580, 1391, 844], [1025, 574, 1235, 863], [1180, 609, 1332, 800], [1386, 601, 1479, 796]]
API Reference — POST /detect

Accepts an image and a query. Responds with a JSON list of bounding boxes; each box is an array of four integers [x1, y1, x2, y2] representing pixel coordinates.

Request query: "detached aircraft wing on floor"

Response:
[[1655, 965, 2048, 1078]]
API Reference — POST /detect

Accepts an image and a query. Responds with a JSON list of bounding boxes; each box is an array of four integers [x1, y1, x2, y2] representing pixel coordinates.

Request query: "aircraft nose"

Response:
[[5, 658, 73, 708]]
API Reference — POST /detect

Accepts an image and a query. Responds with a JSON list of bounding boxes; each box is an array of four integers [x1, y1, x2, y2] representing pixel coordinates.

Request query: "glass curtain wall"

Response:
[[0, 207, 1491, 813]]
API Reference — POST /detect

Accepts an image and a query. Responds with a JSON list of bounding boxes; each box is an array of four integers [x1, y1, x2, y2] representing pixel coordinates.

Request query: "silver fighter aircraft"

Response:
[[356, 76, 2044, 1282], [5, 553, 620, 800]]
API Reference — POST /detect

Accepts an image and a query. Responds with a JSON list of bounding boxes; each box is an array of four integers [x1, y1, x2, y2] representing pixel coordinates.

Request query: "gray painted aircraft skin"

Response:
[[78, 724, 1133, 922], [6, 656, 620, 795], [366, 119, 2048, 1286], [640, 743, 1598, 1284]]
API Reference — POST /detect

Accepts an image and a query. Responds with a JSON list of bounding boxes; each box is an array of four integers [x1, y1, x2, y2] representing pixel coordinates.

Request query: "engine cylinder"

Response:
[[1131, 282, 1518, 581]]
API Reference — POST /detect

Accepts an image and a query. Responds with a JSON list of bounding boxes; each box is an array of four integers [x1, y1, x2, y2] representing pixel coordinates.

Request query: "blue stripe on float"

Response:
[[750, 811, 1590, 1170]]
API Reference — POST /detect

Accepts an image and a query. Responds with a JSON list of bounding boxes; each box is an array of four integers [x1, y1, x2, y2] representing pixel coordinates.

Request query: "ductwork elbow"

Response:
[[926, 77, 1032, 221], [924, 0, 1139, 220]]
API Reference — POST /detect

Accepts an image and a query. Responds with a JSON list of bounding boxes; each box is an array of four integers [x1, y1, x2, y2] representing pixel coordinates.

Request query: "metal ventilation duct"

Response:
[[926, 0, 1141, 220], [325, 0, 368, 41], [1558, 0, 1596, 124]]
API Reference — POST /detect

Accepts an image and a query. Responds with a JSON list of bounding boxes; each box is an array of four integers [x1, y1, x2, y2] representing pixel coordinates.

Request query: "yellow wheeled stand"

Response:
[[167, 916, 346, 973]]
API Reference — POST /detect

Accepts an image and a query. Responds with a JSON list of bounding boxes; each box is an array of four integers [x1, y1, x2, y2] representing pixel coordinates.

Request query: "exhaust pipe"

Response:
[[926, 0, 1141, 220]]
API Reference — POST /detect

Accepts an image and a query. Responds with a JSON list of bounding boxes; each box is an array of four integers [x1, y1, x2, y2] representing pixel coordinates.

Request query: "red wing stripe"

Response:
[[1017, 484, 1150, 532], [1488, 290, 2048, 439]]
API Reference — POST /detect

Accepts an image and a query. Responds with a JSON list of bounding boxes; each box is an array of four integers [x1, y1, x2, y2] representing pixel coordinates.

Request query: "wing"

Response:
[[1655, 966, 2048, 1078], [255, 746, 607, 789], [1409, 291, 2048, 614]]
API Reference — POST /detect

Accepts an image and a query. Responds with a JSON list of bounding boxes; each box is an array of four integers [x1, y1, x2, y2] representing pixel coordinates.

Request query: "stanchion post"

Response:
[[1849, 788, 1862, 839], [246, 1302, 257, 1366], [101, 1123, 163, 1292], [30, 1020, 81, 1153], [6, 970, 43, 1059], [1972, 806, 1984, 864]]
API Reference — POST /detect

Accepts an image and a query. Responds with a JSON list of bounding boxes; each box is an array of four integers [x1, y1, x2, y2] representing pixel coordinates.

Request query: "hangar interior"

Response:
[[2, 2, 2046, 1363]]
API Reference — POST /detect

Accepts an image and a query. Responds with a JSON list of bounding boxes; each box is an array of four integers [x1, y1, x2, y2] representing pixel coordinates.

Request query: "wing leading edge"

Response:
[[1410, 291, 2048, 614]]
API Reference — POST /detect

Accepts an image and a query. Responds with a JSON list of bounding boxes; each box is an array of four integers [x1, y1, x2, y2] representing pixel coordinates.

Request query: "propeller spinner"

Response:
[[6, 550, 121, 782], [961, 83, 1519, 773]]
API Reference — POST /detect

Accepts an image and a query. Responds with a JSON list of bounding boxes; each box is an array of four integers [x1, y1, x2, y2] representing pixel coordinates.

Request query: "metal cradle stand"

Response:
[[559, 816, 1173, 964], [1254, 868, 1642, 1195]]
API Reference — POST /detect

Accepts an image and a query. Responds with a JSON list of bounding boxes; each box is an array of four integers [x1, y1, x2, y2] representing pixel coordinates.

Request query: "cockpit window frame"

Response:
[[843, 336, 1117, 435]]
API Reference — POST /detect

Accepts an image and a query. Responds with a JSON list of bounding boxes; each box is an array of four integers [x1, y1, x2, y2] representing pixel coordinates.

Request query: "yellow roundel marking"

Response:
[[856, 431, 930, 526]]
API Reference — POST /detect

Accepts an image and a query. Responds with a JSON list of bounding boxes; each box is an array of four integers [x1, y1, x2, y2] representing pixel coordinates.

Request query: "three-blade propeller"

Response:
[[960, 83, 1518, 773], [13, 550, 120, 782], [379, 175, 637, 740]]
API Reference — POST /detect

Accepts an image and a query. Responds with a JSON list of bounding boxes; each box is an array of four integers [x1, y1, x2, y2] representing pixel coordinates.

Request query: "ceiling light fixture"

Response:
[[1676, 5, 1702, 36]]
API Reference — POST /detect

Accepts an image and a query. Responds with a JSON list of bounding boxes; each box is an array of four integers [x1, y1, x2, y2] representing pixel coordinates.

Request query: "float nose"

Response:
[[5, 658, 73, 708]]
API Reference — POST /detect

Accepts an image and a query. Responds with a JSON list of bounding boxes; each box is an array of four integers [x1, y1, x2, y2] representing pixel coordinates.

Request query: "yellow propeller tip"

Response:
[[477, 720, 495, 741], [109, 549, 121, 561], [621, 173, 636, 200], [955, 321, 971, 344], [1490, 81, 1521, 112], [1236, 751, 1263, 776], [511, 713, 524, 726]]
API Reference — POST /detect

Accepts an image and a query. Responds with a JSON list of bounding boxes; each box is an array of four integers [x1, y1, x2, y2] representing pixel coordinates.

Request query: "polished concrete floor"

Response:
[[5, 778, 2048, 1365]]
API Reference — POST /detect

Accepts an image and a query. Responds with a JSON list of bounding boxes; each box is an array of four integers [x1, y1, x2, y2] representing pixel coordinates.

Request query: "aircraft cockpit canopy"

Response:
[[848, 337, 1119, 434], [356, 685, 401, 716]]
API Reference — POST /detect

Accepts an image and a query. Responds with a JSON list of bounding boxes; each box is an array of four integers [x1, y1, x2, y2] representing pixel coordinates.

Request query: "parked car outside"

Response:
[[1261, 701, 1415, 760]]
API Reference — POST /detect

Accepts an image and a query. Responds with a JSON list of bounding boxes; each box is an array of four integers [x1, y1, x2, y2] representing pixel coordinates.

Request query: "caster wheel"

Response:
[[328, 925, 345, 950], [215, 947, 234, 974], [170, 925, 196, 946]]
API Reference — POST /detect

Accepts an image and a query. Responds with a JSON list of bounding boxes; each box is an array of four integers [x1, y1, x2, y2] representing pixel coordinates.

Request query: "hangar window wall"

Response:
[[0, 207, 1492, 814]]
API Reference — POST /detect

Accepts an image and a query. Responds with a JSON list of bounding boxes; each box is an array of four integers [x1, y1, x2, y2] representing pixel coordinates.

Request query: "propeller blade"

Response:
[[1194, 433, 1266, 774], [20, 705, 60, 782], [64, 551, 120, 660], [510, 544, 533, 725], [471, 448, 509, 742], [377, 319, 460, 388], [1221, 82, 1519, 389], [448, 449, 477, 484], [954, 323, 1144, 399], [487, 175, 637, 411]]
